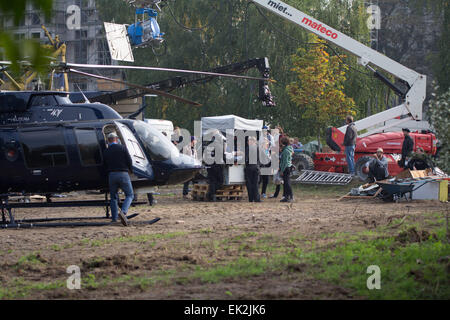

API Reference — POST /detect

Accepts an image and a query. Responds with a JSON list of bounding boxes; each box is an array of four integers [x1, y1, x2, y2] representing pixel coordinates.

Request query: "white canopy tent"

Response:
[[201, 115, 263, 134], [200, 115, 264, 185]]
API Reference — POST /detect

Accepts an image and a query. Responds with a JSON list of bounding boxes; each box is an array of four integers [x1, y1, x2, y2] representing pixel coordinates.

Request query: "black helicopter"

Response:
[[0, 90, 202, 195], [0, 61, 272, 227]]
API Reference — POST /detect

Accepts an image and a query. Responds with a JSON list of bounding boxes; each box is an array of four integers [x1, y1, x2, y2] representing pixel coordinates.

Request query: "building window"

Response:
[[20, 129, 68, 168], [14, 33, 25, 40], [75, 30, 87, 39], [32, 32, 41, 39], [73, 42, 88, 63], [75, 128, 103, 166], [30, 13, 40, 26]]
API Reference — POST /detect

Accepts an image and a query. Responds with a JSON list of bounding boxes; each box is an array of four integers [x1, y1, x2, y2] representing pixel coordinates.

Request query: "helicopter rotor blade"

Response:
[[62, 63, 274, 83], [68, 68, 202, 106]]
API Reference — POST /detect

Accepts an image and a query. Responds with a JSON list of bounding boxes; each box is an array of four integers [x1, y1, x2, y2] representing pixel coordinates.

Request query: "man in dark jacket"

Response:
[[399, 128, 414, 168], [343, 115, 358, 175], [104, 132, 133, 226], [408, 147, 433, 171], [245, 136, 261, 202]]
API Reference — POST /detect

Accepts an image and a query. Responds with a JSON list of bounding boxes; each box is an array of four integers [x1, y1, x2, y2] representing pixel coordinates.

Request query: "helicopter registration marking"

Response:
[[7, 115, 30, 122], [47, 109, 63, 117]]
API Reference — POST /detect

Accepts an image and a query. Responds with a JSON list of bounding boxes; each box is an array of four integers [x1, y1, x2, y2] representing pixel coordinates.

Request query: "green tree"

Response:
[[286, 34, 357, 143], [95, 0, 377, 138], [428, 86, 450, 173]]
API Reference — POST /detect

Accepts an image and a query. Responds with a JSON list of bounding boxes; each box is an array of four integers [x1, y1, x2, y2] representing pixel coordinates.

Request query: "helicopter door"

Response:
[[114, 122, 153, 178]]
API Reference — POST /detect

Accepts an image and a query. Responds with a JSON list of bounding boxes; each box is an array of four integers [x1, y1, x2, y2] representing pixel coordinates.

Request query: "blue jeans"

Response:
[[108, 171, 134, 221], [345, 145, 356, 175]]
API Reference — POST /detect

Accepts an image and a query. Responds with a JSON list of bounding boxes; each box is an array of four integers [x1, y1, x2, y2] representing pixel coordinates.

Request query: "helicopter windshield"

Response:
[[133, 120, 179, 161]]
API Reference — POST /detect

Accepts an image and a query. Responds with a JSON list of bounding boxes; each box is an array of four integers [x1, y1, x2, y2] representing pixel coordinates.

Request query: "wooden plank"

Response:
[[339, 187, 382, 200], [341, 195, 378, 199], [373, 188, 382, 197], [337, 192, 351, 201]]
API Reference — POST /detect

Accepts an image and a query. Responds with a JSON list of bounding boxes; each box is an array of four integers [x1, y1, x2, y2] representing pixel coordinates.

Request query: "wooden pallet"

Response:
[[191, 184, 246, 201], [191, 190, 208, 201], [191, 184, 208, 201], [193, 184, 209, 191]]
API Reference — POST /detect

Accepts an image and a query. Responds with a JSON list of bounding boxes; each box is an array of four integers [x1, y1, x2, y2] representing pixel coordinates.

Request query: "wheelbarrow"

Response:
[[376, 179, 432, 202]]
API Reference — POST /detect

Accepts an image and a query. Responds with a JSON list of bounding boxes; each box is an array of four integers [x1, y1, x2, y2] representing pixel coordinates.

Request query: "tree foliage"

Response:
[[97, 0, 446, 143], [287, 35, 357, 141], [428, 86, 450, 173], [95, 0, 380, 137], [433, 0, 450, 93]]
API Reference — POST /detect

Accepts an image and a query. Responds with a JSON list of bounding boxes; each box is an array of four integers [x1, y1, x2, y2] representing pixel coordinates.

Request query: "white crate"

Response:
[[411, 181, 440, 200], [223, 165, 245, 185]]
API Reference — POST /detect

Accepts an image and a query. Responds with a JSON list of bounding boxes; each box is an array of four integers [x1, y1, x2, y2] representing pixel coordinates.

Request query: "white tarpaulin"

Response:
[[201, 115, 263, 134]]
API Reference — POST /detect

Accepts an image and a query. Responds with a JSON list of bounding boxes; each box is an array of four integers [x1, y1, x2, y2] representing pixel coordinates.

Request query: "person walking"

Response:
[[279, 137, 294, 202], [343, 115, 357, 176], [103, 132, 134, 226]]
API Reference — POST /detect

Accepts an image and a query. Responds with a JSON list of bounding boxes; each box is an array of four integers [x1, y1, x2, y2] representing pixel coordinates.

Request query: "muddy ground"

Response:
[[0, 183, 448, 300]]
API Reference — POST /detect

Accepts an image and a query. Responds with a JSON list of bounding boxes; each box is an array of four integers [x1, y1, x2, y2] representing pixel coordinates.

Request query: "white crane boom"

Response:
[[253, 0, 427, 137]]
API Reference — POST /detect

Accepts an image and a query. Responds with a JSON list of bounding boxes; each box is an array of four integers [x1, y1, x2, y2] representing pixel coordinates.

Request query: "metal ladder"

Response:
[[294, 170, 353, 185]]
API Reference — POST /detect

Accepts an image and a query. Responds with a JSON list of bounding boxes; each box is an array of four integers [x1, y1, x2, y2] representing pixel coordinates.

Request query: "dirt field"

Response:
[[0, 183, 448, 300]]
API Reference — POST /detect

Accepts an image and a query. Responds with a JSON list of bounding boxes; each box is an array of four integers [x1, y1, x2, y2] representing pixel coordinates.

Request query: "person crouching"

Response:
[[365, 147, 389, 183]]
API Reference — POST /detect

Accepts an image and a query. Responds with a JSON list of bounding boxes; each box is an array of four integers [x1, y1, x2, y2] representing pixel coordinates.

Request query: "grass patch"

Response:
[[0, 278, 66, 299], [2, 212, 448, 300], [230, 231, 258, 242], [81, 231, 187, 247], [302, 217, 450, 299], [15, 252, 46, 268]]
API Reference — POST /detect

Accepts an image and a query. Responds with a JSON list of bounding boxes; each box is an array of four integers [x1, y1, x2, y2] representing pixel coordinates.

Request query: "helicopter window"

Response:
[[118, 124, 148, 163], [54, 95, 72, 105], [0, 94, 28, 112], [133, 120, 179, 161], [74, 128, 102, 166], [29, 95, 57, 107], [20, 129, 68, 168], [128, 140, 146, 160]]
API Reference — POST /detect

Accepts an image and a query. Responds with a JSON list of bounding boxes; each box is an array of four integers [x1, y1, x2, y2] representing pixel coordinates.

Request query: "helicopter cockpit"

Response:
[[133, 120, 179, 161], [132, 120, 201, 169], [101, 120, 201, 186]]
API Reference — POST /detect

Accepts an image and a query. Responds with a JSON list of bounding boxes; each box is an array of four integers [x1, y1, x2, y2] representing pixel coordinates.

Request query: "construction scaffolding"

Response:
[[0, 0, 121, 91]]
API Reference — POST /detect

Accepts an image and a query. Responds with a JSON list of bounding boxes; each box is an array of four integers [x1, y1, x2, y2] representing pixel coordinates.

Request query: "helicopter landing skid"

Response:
[[0, 216, 160, 229], [0, 196, 153, 229]]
